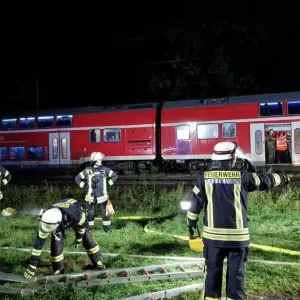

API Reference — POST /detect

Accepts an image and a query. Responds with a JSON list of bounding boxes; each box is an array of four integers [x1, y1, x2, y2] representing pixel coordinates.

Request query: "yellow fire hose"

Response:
[[114, 216, 300, 256]]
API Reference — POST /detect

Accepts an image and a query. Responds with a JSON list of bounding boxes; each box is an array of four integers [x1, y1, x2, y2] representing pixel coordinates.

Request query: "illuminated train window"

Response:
[[52, 138, 58, 159], [222, 122, 236, 138], [294, 128, 300, 154], [104, 128, 121, 142], [0, 147, 8, 160], [38, 116, 54, 128], [259, 102, 283, 116], [287, 101, 300, 115], [90, 129, 101, 143], [61, 138, 67, 159], [177, 125, 190, 140], [28, 146, 44, 160], [197, 124, 218, 139], [19, 117, 35, 129], [9, 147, 25, 160], [255, 130, 263, 155], [56, 115, 73, 127], [1, 119, 17, 130]]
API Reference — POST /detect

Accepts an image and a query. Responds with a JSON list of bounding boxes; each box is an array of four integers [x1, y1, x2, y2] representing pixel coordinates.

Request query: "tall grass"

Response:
[[0, 182, 300, 299], [1, 182, 300, 215]]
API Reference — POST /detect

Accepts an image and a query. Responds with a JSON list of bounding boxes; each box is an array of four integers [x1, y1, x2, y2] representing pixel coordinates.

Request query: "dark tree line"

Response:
[[146, 5, 299, 101], [6, 5, 300, 111]]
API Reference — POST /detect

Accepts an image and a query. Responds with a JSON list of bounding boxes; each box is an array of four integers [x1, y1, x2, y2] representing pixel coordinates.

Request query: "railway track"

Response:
[[9, 174, 300, 187]]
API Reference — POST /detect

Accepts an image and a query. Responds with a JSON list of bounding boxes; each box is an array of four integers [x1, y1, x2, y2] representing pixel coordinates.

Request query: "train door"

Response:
[[291, 122, 300, 165], [250, 123, 265, 165], [49, 132, 71, 166]]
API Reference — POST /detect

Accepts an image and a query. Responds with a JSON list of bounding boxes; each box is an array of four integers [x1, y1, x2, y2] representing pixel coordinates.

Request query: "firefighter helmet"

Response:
[[211, 142, 237, 161], [90, 152, 105, 161], [40, 208, 62, 233]]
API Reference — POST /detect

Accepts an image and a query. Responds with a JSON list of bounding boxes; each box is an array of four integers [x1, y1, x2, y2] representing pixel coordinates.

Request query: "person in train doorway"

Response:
[[276, 132, 288, 163], [187, 141, 290, 300], [75, 152, 118, 232], [0, 165, 12, 201], [24, 198, 105, 279], [286, 133, 292, 163], [265, 129, 276, 164]]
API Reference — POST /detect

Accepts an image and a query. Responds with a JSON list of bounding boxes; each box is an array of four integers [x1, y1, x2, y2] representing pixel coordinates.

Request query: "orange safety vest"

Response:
[[276, 137, 288, 151]]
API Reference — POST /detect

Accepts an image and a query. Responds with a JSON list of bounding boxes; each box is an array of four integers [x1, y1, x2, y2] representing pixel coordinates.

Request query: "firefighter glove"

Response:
[[74, 238, 83, 248], [281, 174, 291, 185], [187, 218, 198, 229], [0, 191, 3, 200], [24, 265, 36, 279], [106, 200, 115, 216]]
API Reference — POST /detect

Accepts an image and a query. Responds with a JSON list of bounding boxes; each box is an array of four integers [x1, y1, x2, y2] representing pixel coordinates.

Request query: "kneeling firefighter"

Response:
[[24, 198, 105, 279], [187, 142, 290, 300], [75, 152, 118, 232]]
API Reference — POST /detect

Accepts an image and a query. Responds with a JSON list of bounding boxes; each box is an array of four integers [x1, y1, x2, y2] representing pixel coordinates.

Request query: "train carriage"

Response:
[[160, 91, 300, 172], [1, 91, 300, 175], [0, 103, 157, 173]]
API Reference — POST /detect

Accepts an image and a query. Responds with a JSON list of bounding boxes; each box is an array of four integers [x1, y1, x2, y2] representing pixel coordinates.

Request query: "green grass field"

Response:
[[0, 183, 300, 299]]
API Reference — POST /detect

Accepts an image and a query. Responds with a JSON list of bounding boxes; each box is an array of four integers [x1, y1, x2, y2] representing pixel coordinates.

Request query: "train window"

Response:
[[52, 138, 58, 159], [9, 147, 25, 160], [19, 117, 35, 129], [61, 138, 67, 159], [1, 119, 17, 130], [197, 124, 218, 139], [255, 130, 263, 155], [294, 128, 300, 154], [28, 146, 44, 160], [177, 125, 190, 140], [56, 115, 73, 127], [104, 128, 121, 142], [0, 147, 8, 160], [90, 129, 101, 143], [222, 122, 236, 138], [287, 101, 300, 115], [259, 102, 283, 116], [38, 116, 54, 128]]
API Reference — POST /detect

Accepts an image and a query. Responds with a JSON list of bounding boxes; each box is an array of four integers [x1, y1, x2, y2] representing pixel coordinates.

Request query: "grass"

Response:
[[0, 183, 300, 299]]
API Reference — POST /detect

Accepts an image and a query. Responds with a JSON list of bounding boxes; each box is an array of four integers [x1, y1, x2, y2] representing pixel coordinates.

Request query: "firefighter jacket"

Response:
[[28, 199, 87, 267], [0, 165, 12, 188], [75, 165, 118, 203], [187, 166, 282, 248]]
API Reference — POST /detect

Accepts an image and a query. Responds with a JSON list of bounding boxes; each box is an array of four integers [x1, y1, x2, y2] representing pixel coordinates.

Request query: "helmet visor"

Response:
[[40, 221, 58, 233]]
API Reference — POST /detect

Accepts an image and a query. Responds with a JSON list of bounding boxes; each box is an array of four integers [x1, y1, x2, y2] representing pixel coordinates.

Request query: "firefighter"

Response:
[[75, 152, 118, 232], [187, 142, 290, 300], [24, 198, 105, 279], [0, 165, 12, 200]]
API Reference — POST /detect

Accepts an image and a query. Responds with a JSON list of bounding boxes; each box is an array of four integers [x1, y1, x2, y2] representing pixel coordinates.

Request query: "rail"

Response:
[[10, 173, 300, 187]]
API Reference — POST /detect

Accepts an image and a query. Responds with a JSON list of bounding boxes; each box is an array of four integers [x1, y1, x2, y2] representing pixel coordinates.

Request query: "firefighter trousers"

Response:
[[202, 245, 249, 300], [86, 201, 111, 232], [50, 230, 102, 273]]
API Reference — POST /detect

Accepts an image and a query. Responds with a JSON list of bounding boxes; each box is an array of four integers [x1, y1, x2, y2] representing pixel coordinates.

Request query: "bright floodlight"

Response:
[[180, 201, 191, 210]]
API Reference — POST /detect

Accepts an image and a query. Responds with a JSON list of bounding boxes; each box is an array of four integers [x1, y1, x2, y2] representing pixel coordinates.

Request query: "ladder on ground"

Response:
[[0, 261, 204, 296]]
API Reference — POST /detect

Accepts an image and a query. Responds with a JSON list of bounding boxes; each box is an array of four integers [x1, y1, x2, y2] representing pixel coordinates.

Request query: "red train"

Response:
[[1, 91, 300, 174]]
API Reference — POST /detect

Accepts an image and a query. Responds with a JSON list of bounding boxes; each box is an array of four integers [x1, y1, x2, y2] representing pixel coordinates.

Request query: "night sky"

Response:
[[6, 4, 300, 113]]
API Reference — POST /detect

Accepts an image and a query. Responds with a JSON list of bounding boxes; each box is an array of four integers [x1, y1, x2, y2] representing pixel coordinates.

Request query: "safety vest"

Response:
[[276, 137, 287, 151]]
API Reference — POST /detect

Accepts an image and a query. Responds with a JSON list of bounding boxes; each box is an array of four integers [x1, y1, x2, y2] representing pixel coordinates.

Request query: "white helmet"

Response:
[[211, 142, 237, 161], [40, 208, 62, 233], [90, 152, 105, 162]]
